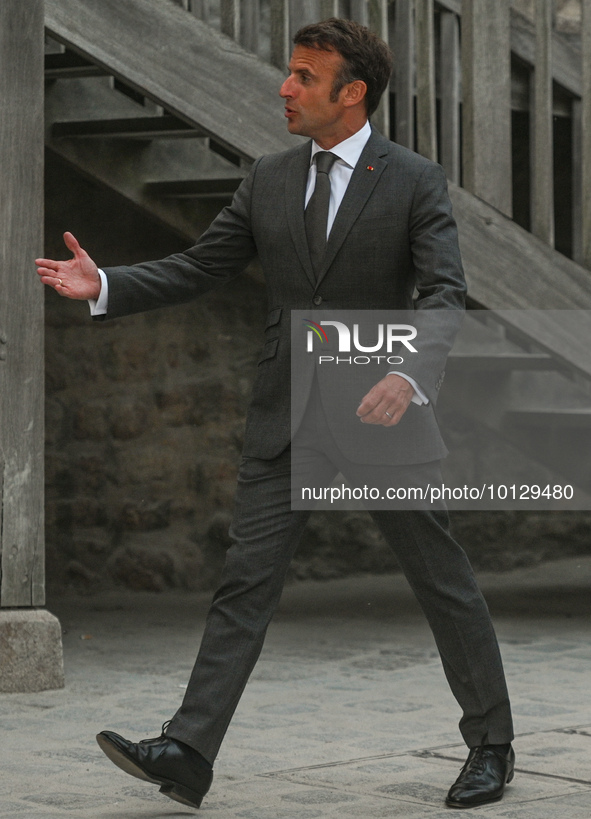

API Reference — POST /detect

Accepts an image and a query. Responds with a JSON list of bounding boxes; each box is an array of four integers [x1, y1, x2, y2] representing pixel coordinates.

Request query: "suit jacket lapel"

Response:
[[315, 129, 389, 288], [285, 141, 316, 288]]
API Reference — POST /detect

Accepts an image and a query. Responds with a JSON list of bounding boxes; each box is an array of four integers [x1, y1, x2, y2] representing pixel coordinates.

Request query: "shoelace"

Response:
[[139, 720, 171, 744], [462, 747, 488, 776]]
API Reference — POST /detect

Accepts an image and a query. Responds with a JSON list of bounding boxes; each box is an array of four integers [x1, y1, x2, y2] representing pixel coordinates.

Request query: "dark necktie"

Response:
[[305, 151, 338, 275]]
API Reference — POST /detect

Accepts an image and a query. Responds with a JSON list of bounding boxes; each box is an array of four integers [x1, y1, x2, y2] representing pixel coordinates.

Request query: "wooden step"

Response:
[[51, 115, 205, 139], [45, 0, 300, 161], [447, 352, 558, 371], [505, 408, 591, 429], [45, 50, 106, 79], [144, 177, 243, 198]]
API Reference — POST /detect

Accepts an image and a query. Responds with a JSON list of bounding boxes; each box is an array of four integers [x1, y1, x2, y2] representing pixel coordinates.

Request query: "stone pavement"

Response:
[[2, 556, 591, 818]]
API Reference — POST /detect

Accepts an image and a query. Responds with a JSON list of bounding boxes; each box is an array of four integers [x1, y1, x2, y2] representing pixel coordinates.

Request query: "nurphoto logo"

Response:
[[302, 317, 418, 365]]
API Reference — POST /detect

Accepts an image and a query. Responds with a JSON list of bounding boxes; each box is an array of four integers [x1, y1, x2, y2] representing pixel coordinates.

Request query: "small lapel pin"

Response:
[[367, 165, 374, 171]]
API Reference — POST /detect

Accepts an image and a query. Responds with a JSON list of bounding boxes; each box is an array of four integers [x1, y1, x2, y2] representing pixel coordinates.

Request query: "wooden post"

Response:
[[240, 0, 260, 53], [351, 0, 370, 27], [319, 0, 340, 17], [461, 0, 512, 217], [191, 0, 210, 24], [531, 0, 555, 246], [1, 2, 45, 608], [415, 0, 437, 161], [291, 0, 321, 35], [0, 0, 64, 691], [368, 0, 390, 137], [270, 0, 291, 70], [221, 0, 240, 40], [572, 98, 583, 264], [440, 10, 461, 183], [582, 0, 591, 268], [394, 0, 414, 149]]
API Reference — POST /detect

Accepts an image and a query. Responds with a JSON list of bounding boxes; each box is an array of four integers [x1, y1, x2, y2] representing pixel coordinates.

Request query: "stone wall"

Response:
[[44, 155, 401, 594], [44, 155, 591, 595]]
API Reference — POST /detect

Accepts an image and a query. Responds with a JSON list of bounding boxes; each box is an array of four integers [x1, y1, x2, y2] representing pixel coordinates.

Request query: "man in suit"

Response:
[[37, 18, 514, 811]]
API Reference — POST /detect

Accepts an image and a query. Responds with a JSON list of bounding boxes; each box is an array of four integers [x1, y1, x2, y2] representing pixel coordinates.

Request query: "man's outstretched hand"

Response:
[[36, 232, 101, 300]]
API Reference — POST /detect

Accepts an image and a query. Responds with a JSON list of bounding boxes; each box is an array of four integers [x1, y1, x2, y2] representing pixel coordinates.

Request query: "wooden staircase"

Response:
[[43, 0, 591, 502], [442, 311, 591, 501]]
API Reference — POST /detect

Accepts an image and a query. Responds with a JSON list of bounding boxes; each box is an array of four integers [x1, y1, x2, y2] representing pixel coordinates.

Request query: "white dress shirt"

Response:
[[305, 119, 372, 236], [305, 121, 425, 404], [89, 119, 426, 404]]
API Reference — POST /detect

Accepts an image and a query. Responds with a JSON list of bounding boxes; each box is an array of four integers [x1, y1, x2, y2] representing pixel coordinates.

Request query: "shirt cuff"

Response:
[[387, 372, 428, 406], [88, 269, 108, 316]]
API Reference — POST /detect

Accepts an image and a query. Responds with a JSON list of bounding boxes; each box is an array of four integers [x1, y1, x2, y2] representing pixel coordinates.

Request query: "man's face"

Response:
[[279, 45, 350, 145]]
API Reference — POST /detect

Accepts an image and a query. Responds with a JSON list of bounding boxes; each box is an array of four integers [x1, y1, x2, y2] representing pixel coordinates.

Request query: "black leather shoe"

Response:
[[96, 724, 213, 809], [445, 745, 514, 808]]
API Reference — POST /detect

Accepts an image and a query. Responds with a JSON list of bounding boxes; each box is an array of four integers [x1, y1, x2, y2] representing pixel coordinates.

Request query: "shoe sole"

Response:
[[445, 792, 504, 808], [95, 734, 204, 809], [445, 769, 514, 809]]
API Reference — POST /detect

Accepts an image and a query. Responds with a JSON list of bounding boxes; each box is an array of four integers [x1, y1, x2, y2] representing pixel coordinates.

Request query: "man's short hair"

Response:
[[293, 17, 393, 118]]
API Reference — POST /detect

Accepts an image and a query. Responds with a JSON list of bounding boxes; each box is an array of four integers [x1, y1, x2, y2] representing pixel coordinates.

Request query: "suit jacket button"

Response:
[[313, 295, 322, 305]]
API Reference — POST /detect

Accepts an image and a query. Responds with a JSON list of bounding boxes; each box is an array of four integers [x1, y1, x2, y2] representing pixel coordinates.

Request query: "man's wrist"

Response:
[[387, 371, 428, 406], [88, 269, 108, 316]]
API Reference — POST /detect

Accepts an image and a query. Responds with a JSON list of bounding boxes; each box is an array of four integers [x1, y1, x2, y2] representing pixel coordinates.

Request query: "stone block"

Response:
[[73, 400, 108, 440], [119, 500, 171, 531], [107, 545, 176, 591], [0, 609, 65, 693], [110, 401, 149, 439]]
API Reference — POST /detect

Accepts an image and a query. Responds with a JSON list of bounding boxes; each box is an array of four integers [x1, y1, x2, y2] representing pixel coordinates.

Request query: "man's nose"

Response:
[[279, 76, 294, 98]]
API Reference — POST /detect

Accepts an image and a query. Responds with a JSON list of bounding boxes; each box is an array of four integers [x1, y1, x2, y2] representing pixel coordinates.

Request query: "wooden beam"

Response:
[[583, 0, 591, 268], [439, 10, 460, 183], [530, 0, 555, 246], [368, 0, 390, 137], [415, 0, 437, 160], [394, 0, 414, 149], [0, 0, 45, 606], [449, 181, 591, 312], [461, 0, 512, 217]]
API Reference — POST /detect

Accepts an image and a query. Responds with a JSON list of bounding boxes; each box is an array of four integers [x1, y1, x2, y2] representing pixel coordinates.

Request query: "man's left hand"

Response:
[[356, 373, 414, 426]]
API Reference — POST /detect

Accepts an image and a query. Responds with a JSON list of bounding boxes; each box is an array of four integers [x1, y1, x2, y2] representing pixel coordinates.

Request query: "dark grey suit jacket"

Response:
[[103, 128, 466, 464]]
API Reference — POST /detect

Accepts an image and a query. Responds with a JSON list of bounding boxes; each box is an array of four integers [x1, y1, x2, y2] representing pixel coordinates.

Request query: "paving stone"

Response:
[[513, 729, 591, 782], [2, 562, 591, 816], [22, 794, 120, 810]]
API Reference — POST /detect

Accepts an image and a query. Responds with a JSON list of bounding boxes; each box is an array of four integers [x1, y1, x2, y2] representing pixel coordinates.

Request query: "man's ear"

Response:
[[342, 79, 368, 108]]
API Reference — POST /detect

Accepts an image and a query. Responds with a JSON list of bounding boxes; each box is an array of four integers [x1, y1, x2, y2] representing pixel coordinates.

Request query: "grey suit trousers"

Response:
[[166, 395, 514, 764]]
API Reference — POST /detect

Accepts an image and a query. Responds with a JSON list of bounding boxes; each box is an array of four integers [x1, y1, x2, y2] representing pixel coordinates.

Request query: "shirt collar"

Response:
[[310, 120, 372, 169]]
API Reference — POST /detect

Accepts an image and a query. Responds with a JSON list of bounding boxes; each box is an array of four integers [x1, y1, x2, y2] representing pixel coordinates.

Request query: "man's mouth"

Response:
[[284, 106, 297, 118]]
